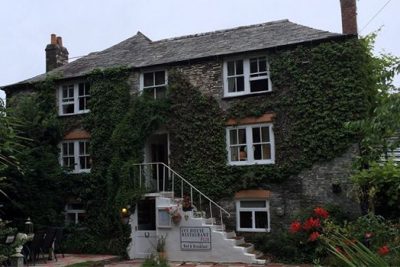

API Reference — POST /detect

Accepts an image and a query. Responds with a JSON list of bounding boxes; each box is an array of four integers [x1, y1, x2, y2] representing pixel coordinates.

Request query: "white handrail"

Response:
[[132, 162, 230, 217]]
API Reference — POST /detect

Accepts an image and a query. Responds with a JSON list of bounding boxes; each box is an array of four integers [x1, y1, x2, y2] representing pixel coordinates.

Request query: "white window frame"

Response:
[[226, 123, 275, 166], [65, 203, 86, 225], [58, 82, 90, 116], [139, 70, 168, 99], [236, 199, 270, 232], [59, 139, 91, 173], [223, 56, 272, 97]]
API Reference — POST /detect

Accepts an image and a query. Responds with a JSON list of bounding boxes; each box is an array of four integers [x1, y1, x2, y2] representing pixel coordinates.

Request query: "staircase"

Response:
[[128, 163, 266, 264]]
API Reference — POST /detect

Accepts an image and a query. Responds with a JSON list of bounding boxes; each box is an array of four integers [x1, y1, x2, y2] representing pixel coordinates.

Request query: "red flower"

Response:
[[289, 221, 302, 233], [308, 231, 320, 242], [378, 245, 390, 256], [313, 207, 329, 219], [303, 217, 321, 230]]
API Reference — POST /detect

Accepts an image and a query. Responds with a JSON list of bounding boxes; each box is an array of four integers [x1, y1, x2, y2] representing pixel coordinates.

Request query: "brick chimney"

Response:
[[340, 0, 358, 35], [45, 34, 69, 72]]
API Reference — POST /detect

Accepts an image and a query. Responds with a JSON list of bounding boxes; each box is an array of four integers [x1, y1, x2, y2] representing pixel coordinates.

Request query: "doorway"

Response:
[[132, 198, 157, 258], [145, 133, 169, 191]]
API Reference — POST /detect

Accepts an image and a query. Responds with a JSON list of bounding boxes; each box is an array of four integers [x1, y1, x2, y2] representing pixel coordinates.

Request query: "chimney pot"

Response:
[[56, 36, 63, 47], [45, 34, 68, 72], [51, 34, 57, 45], [340, 0, 358, 35]]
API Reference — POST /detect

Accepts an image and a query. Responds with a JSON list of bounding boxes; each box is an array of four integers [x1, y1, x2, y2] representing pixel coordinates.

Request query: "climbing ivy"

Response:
[[225, 38, 374, 188], [167, 71, 231, 198]]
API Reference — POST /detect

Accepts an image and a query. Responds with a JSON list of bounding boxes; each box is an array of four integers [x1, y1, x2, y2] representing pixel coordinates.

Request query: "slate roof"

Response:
[[4, 19, 344, 88]]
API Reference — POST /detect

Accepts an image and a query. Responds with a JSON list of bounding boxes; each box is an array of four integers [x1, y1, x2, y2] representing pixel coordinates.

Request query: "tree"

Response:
[[347, 34, 400, 216]]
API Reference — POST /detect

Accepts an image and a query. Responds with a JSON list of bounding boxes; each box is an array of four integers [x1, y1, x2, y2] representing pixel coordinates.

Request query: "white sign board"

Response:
[[180, 227, 211, 250]]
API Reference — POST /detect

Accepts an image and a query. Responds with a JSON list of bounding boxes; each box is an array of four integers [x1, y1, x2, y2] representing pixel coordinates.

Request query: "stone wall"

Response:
[[220, 145, 360, 232]]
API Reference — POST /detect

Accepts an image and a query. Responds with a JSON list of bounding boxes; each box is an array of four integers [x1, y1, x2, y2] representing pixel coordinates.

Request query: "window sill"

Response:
[[58, 110, 90, 117], [222, 90, 272, 100], [237, 228, 270, 233], [228, 160, 275, 166], [65, 169, 91, 174]]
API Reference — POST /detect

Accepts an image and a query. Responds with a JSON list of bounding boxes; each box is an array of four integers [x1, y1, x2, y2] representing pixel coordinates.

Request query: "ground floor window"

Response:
[[236, 200, 270, 232], [65, 202, 86, 225]]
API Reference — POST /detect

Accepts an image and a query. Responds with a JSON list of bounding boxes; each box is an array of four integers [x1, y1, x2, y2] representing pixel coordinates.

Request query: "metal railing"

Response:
[[132, 162, 230, 225]]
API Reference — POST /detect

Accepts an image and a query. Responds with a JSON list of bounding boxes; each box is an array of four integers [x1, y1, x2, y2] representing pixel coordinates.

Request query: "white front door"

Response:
[[133, 198, 157, 258]]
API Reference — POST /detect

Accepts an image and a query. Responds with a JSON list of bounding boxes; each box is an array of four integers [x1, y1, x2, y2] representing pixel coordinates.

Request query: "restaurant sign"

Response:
[[180, 227, 211, 250]]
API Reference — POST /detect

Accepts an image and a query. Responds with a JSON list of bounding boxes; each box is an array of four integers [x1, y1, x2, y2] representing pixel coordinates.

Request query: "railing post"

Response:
[[156, 164, 160, 192], [163, 164, 166, 192], [181, 179, 183, 198], [220, 209, 223, 230], [209, 201, 213, 224], [190, 187, 193, 207], [139, 165, 142, 188], [172, 172, 174, 197]]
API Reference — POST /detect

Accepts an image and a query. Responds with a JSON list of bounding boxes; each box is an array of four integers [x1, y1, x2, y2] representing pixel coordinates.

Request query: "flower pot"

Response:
[[172, 213, 182, 225]]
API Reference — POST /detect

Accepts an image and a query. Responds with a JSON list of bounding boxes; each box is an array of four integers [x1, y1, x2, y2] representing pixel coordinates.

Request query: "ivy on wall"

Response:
[[167, 71, 232, 198], [225, 38, 374, 188]]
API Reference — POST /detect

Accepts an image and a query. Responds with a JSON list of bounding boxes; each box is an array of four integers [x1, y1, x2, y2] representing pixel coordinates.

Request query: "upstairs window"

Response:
[[140, 70, 167, 99], [59, 82, 90, 115], [60, 140, 91, 173], [236, 200, 270, 232], [226, 123, 275, 165], [224, 56, 271, 97]]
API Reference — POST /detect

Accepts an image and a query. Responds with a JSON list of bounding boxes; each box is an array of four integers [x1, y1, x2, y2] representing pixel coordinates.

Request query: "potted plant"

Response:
[[156, 235, 167, 260], [165, 206, 182, 225]]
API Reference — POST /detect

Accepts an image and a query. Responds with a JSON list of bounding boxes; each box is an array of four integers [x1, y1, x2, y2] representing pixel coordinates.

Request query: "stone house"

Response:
[[2, 0, 366, 262]]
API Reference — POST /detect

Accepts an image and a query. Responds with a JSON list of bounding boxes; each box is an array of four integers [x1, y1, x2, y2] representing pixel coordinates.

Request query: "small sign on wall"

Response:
[[180, 227, 211, 250]]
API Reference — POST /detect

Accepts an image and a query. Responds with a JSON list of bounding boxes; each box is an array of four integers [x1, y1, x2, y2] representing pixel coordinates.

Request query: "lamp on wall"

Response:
[[120, 205, 131, 224], [24, 217, 34, 234]]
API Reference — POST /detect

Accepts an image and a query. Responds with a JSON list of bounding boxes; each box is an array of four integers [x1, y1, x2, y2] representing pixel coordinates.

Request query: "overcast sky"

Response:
[[1, 0, 399, 101]]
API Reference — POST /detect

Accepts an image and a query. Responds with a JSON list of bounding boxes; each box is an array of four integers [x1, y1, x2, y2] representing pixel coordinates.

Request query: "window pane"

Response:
[[259, 58, 267, 72], [63, 143, 68, 155], [262, 144, 271, 160], [240, 201, 266, 208], [236, 60, 243, 74], [155, 71, 165, 85], [239, 211, 252, 228], [238, 129, 246, 144], [250, 79, 269, 92], [69, 88, 74, 98], [252, 127, 261, 143], [80, 156, 87, 169], [230, 147, 239, 161], [230, 129, 237, 145], [79, 83, 84, 96], [239, 147, 247, 161], [69, 143, 74, 154], [227, 61, 235, 76], [255, 211, 268, 229], [254, 144, 262, 160], [62, 87, 68, 98], [250, 59, 258, 73], [143, 73, 153, 87], [79, 142, 85, 154], [261, 127, 270, 142], [236, 77, 245, 92], [63, 104, 74, 114], [79, 98, 86, 111], [228, 78, 236, 93], [85, 83, 90, 94], [155, 87, 167, 99]]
